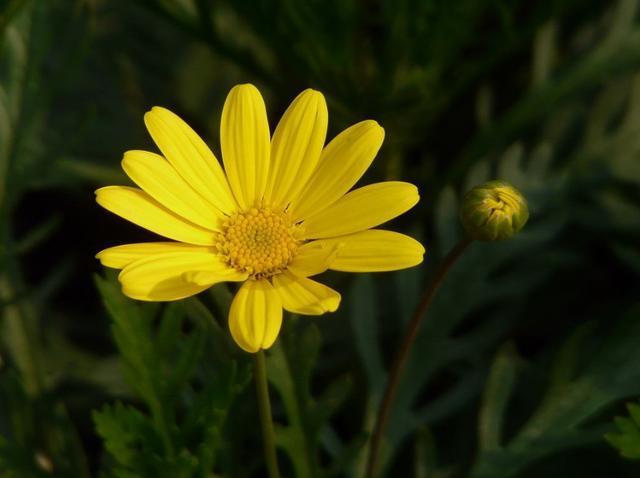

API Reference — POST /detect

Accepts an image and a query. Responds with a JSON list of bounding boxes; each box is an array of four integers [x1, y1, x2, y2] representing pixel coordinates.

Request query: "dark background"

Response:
[[1, 0, 640, 477]]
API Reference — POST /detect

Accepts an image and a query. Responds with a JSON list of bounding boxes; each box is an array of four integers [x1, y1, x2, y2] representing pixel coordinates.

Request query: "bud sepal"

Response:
[[460, 180, 529, 241]]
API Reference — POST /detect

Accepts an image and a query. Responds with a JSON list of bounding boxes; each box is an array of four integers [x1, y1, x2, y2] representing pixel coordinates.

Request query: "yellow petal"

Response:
[[182, 270, 239, 286], [228, 280, 282, 353], [287, 240, 340, 278], [95, 186, 217, 245], [292, 120, 384, 220], [96, 242, 213, 269], [220, 84, 271, 209], [317, 229, 425, 272], [144, 107, 237, 214], [122, 150, 223, 231], [265, 89, 328, 208], [119, 252, 246, 301], [302, 181, 419, 239], [272, 272, 340, 315]]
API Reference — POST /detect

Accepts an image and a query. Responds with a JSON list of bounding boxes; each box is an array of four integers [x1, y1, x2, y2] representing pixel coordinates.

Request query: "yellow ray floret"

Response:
[[266, 89, 327, 208], [220, 84, 271, 210], [229, 280, 282, 353], [122, 150, 224, 230], [144, 106, 237, 214], [95, 83, 425, 353], [95, 186, 217, 245], [301, 182, 420, 239]]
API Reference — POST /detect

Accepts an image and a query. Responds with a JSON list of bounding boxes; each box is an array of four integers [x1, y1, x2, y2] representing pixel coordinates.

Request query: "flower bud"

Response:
[[460, 180, 529, 241]]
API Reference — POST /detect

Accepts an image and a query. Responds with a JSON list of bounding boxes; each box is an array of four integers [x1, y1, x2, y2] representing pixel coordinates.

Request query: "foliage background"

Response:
[[1, 0, 640, 476]]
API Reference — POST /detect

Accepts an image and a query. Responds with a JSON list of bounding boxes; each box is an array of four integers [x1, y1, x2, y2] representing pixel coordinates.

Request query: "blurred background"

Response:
[[1, 0, 640, 476]]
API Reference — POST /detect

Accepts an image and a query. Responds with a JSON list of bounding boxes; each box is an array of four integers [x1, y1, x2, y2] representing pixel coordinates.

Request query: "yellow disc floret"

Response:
[[218, 207, 300, 279]]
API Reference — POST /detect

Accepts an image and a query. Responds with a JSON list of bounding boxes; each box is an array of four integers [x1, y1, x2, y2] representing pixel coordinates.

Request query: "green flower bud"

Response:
[[460, 180, 529, 241]]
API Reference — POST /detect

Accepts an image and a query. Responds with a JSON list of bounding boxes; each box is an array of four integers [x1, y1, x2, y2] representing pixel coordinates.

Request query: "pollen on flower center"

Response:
[[217, 207, 300, 279]]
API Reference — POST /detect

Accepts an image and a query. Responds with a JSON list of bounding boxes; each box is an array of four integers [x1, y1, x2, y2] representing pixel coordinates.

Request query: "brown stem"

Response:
[[365, 237, 473, 478]]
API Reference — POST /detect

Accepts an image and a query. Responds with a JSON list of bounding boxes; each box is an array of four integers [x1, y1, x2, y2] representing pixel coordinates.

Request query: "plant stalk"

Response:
[[254, 350, 281, 478], [365, 237, 473, 477]]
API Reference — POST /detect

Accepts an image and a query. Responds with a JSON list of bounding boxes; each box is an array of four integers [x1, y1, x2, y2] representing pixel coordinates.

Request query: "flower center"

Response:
[[217, 207, 300, 279]]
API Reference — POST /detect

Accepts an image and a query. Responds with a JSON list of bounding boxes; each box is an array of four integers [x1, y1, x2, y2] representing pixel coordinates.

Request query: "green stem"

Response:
[[255, 350, 281, 478], [365, 237, 473, 478]]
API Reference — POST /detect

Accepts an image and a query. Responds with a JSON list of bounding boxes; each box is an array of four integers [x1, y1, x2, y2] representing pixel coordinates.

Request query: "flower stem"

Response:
[[254, 350, 281, 478], [365, 236, 473, 478]]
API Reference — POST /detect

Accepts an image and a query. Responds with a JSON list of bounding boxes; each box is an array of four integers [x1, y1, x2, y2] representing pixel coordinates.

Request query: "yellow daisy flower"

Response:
[[95, 84, 424, 353]]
